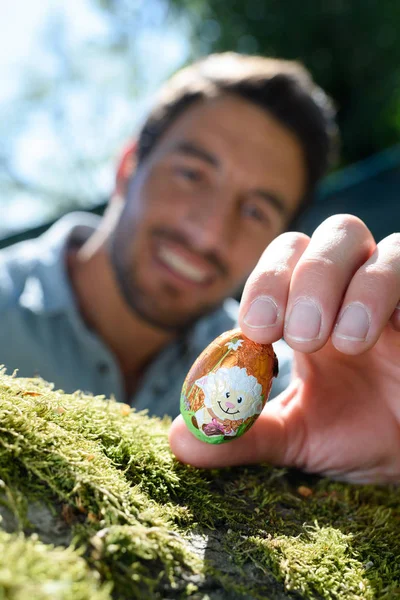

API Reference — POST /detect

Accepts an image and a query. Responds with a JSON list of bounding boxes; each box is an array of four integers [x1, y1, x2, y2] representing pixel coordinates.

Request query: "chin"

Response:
[[128, 296, 209, 332], [111, 248, 224, 332], [131, 283, 224, 332]]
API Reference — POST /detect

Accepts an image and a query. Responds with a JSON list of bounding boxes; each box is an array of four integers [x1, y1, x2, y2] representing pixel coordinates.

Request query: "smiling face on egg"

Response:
[[195, 366, 263, 422], [109, 95, 305, 331]]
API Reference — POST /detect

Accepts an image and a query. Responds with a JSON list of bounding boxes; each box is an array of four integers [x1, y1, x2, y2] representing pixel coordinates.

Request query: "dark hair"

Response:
[[137, 52, 338, 217]]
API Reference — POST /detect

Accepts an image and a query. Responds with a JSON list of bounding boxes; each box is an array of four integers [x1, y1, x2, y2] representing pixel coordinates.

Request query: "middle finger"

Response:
[[283, 214, 375, 352]]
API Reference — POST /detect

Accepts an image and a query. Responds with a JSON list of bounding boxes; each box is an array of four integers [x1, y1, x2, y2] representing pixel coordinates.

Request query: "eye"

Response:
[[225, 392, 230, 398], [237, 397, 243, 404], [175, 166, 202, 183], [241, 202, 269, 224]]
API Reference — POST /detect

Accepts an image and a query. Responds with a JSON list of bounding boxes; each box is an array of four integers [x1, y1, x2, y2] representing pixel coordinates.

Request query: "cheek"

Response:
[[141, 170, 188, 217], [211, 396, 219, 410], [226, 235, 269, 285], [243, 396, 257, 415], [237, 393, 251, 413], [211, 396, 223, 415], [121, 182, 176, 247]]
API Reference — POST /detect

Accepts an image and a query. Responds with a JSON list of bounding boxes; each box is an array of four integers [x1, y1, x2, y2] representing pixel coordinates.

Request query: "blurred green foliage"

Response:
[[2, 0, 399, 235], [168, 0, 400, 166]]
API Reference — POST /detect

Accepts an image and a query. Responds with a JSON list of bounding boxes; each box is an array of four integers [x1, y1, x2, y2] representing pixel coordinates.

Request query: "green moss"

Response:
[[0, 530, 112, 600], [248, 523, 373, 599], [88, 524, 202, 599], [1, 369, 400, 599]]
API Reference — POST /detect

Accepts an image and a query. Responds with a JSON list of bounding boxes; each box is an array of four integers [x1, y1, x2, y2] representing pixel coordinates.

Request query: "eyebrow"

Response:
[[172, 140, 289, 217], [251, 189, 288, 217], [171, 141, 220, 168]]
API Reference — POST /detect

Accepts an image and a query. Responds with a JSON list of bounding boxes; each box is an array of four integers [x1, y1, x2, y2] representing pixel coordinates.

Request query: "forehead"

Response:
[[149, 95, 306, 214]]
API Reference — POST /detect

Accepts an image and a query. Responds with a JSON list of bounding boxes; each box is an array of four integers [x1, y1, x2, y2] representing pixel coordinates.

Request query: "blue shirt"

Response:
[[0, 212, 293, 418]]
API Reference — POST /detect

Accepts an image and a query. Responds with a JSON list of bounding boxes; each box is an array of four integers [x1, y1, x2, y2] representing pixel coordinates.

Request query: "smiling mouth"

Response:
[[217, 401, 240, 416], [156, 242, 213, 285]]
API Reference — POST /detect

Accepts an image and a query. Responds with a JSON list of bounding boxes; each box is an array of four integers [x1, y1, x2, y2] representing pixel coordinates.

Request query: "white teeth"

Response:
[[158, 246, 209, 283]]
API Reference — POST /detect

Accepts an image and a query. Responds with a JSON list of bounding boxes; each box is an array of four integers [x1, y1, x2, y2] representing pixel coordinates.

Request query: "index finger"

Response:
[[238, 231, 309, 344]]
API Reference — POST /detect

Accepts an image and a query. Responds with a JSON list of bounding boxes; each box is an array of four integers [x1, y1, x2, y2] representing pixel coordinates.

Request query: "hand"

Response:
[[169, 215, 400, 483]]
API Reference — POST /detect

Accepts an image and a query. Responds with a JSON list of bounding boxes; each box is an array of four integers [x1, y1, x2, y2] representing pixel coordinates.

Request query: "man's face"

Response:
[[110, 95, 306, 331]]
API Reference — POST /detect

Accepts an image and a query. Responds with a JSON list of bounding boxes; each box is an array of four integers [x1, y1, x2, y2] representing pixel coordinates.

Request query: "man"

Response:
[[1, 53, 399, 483]]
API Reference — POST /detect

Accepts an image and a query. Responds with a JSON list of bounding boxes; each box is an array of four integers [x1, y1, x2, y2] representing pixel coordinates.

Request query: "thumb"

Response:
[[169, 384, 301, 469]]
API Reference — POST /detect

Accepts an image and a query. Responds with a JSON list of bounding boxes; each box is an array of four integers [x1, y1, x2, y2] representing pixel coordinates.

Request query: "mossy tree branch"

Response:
[[0, 370, 399, 599]]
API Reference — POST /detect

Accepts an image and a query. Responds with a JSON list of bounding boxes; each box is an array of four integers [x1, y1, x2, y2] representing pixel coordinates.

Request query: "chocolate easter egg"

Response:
[[180, 328, 278, 444]]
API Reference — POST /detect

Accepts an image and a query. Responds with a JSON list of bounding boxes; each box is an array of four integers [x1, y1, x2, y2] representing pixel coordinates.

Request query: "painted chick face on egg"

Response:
[[195, 366, 263, 422]]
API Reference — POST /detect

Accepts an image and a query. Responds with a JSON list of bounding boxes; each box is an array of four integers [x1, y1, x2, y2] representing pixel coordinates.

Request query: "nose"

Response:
[[182, 190, 235, 253], [225, 401, 235, 409]]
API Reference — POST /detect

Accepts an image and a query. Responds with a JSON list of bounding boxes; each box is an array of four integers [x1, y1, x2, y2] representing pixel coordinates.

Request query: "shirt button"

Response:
[[97, 362, 110, 375]]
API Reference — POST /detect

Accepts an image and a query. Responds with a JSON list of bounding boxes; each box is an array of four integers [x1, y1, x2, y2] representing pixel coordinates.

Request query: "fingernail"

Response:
[[335, 303, 370, 341], [285, 298, 321, 342], [243, 296, 278, 328]]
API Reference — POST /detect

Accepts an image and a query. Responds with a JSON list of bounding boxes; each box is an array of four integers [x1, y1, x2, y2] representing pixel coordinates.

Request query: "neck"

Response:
[[67, 233, 174, 383]]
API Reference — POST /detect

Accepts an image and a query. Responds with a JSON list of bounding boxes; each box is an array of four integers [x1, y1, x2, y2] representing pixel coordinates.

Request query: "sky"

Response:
[[1, 0, 108, 103], [0, 0, 189, 237]]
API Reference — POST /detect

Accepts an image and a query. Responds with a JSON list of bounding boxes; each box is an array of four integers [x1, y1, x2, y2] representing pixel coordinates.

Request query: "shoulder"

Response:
[[0, 238, 40, 310], [0, 212, 100, 313]]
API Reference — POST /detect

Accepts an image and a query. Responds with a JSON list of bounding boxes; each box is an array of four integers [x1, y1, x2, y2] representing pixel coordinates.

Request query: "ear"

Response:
[[195, 374, 211, 391], [115, 141, 138, 199]]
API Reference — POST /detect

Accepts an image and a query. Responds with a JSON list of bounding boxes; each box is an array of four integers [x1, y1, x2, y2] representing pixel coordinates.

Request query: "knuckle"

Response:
[[294, 255, 343, 280], [382, 232, 400, 253], [255, 232, 310, 277], [363, 263, 400, 287], [274, 230, 310, 246], [313, 213, 372, 242], [249, 267, 286, 291], [267, 231, 310, 257]]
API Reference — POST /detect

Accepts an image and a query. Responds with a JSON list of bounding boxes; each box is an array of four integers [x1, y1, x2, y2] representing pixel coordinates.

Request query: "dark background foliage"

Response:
[[167, 0, 400, 166]]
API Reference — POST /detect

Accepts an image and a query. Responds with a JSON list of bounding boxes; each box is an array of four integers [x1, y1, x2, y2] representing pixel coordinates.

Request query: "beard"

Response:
[[109, 225, 229, 333]]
